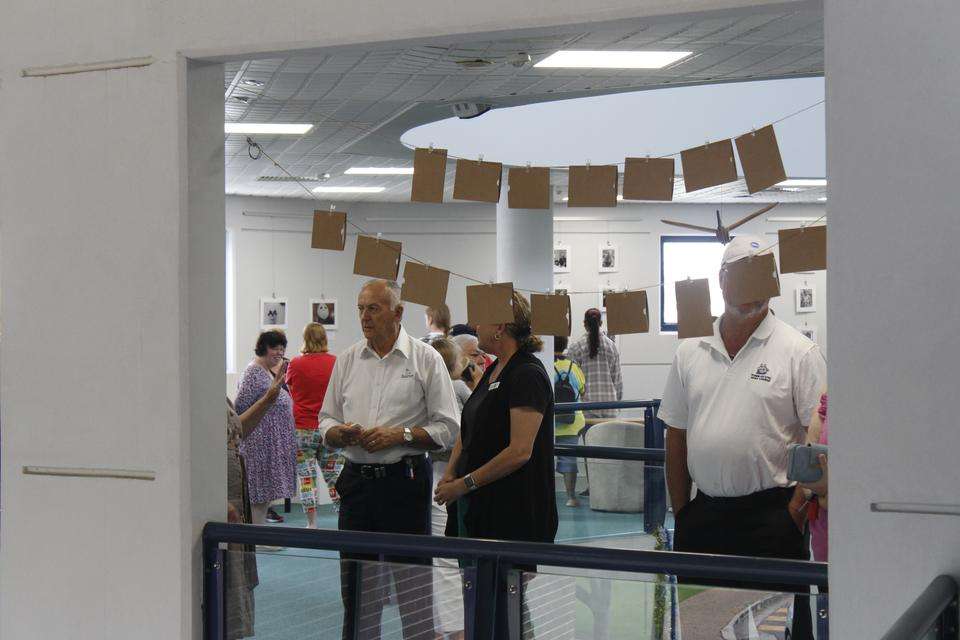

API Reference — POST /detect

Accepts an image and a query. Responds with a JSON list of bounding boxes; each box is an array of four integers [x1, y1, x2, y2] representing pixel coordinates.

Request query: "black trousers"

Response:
[[674, 487, 814, 640], [336, 456, 434, 640]]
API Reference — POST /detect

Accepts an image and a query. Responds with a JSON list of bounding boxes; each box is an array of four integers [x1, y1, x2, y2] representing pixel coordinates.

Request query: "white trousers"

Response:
[[431, 461, 465, 634]]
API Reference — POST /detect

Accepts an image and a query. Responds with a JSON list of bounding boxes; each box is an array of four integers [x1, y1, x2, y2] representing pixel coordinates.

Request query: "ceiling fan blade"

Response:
[[661, 219, 718, 233], [727, 202, 779, 231]]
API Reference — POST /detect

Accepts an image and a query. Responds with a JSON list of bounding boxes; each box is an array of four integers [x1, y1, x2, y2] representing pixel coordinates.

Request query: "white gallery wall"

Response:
[[227, 195, 827, 400]]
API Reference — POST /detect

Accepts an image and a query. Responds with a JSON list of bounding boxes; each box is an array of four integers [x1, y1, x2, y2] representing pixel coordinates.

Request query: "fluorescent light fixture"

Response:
[[562, 195, 624, 202], [776, 179, 827, 188], [224, 123, 313, 135], [535, 50, 692, 69], [345, 167, 414, 175], [768, 216, 827, 223], [312, 186, 385, 194]]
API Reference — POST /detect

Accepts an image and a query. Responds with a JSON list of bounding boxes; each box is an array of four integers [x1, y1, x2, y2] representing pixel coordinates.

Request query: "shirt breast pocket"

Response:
[[385, 375, 423, 407]]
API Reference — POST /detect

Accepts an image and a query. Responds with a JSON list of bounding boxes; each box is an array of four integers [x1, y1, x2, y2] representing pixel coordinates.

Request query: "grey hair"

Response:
[[361, 279, 402, 310], [451, 333, 479, 351]]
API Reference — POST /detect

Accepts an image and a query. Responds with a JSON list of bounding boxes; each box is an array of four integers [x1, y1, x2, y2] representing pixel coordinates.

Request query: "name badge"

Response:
[[488, 381, 501, 390]]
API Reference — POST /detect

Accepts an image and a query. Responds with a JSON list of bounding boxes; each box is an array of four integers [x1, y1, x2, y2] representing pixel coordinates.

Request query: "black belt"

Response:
[[345, 454, 426, 480], [697, 486, 793, 509]]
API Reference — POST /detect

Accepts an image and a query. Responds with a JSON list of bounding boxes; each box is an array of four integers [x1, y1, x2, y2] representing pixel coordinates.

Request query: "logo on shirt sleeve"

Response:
[[750, 363, 772, 382]]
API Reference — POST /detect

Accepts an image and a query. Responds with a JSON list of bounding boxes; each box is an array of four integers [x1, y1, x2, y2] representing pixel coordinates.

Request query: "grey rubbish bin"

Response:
[[584, 420, 644, 512]]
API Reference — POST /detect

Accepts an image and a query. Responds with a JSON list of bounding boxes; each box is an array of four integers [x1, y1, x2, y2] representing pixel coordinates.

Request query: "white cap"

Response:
[[722, 234, 765, 266]]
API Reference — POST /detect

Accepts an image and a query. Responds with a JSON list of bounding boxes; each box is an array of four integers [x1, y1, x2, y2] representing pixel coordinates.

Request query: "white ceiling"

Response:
[[224, 5, 824, 204]]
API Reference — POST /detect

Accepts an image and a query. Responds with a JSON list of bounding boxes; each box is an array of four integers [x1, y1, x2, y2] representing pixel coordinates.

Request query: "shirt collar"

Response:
[[361, 325, 411, 360], [701, 311, 777, 355]]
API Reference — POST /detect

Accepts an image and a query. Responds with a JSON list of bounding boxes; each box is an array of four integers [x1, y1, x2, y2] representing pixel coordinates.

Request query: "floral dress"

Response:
[[235, 362, 297, 503]]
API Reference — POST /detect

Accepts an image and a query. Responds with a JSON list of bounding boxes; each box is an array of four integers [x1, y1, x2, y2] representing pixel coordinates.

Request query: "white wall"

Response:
[[228, 195, 827, 400], [826, 1, 960, 636]]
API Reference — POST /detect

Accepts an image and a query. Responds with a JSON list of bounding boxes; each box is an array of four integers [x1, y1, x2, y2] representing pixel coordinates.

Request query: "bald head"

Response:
[[360, 279, 402, 310]]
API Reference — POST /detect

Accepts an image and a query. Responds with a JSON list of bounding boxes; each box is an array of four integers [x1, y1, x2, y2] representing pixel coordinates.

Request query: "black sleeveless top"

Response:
[[456, 351, 558, 543]]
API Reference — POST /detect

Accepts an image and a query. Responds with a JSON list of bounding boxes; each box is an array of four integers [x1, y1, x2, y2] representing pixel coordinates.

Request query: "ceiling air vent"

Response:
[[257, 174, 329, 183], [455, 58, 494, 69]]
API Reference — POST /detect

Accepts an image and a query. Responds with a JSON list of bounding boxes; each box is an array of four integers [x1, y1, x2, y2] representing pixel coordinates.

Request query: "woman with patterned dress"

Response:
[[235, 330, 297, 528]]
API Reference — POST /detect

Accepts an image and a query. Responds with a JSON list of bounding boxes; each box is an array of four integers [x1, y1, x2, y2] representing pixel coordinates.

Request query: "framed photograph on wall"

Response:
[[599, 243, 619, 273], [553, 243, 571, 273], [260, 297, 288, 329], [799, 325, 818, 342], [795, 285, 816, 313], [309, 299, 338, 330]]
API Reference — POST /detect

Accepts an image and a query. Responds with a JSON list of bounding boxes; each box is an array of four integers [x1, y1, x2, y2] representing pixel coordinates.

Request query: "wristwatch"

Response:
[[403, 427, 414, 443], [463, 474, 478, 492]]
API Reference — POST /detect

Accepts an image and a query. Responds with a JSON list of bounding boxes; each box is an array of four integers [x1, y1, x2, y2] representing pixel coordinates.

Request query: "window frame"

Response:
[[659, 234, 725, 333]]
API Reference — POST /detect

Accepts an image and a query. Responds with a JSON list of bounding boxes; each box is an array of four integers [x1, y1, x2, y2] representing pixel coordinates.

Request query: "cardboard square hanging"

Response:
[[507, 167, 551, 209], [622, 157, 675, 201], [466, 283, 514, 326], [453, 159, 503, 203], [531, 294, 571, 337], [723, 253, 781, 305], [735, 125, 787, 194], [778, 226, 827, 273], [401, 262, 450, 307], [567, 165, 618, 207], [604, 290, 649, 335], [680, 140, 737, 192], [353, 235, 402, 280], [411, 147, 447, 203], [311, 210, 347, 250], [675, 278, 714, 339]]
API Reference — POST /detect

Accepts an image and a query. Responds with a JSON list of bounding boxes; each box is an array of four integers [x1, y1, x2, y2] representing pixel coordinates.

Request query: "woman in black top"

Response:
[[434, 291, 558, 544]]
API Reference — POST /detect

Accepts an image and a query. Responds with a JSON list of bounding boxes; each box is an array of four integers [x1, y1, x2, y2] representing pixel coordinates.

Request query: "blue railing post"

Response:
[[202, 540, 224, 640], [643, 402, 667, 533], [937, 593, 958, 639], [506, 568, 522, 640], [467, 556, 500, 640]]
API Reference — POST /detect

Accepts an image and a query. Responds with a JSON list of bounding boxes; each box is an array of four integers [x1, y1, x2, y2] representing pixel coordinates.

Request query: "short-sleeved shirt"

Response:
[[566, 333, 623, 418], [285, 352, 336, 430], [553, 357, 586, 437], [456, 351, 558, 543], [659, 313, 827, 497]]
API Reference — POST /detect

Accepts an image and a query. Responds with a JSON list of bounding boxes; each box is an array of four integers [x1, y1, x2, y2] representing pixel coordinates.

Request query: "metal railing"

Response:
[[881, 575, 959, 640], [202, 522, 828, 640]]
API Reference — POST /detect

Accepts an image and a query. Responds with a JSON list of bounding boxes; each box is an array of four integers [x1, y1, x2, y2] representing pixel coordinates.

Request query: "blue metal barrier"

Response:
[[202, 522, 828, 640]]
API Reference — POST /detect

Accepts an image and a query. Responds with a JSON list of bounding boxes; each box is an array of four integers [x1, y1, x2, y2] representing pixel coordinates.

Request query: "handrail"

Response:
[[202, 522, 827, 589], [556, 399, 661, 411], [881, 575, 959, 640], [553, 443, 665, 462]]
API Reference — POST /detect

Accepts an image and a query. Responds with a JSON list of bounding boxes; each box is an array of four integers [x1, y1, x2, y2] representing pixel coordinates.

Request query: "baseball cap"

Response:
[[721, 234, 766, 266]]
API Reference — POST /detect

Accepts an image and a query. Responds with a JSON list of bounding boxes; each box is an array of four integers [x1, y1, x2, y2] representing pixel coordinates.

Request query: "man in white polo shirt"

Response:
[[660, 235, 825, 639], [320, 279, 460, 640]]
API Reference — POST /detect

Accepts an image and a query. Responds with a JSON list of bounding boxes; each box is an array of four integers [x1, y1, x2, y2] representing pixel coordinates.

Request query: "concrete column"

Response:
[[496, 185, 554, 368]]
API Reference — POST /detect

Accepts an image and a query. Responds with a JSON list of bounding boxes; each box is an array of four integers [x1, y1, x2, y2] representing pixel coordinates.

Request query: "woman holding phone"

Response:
[[235, 330, 297, 530]]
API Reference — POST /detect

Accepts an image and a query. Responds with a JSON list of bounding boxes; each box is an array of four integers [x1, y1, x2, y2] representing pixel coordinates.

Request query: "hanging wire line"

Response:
[[396, 99, 826, 169], [244, 99, 828, 298]]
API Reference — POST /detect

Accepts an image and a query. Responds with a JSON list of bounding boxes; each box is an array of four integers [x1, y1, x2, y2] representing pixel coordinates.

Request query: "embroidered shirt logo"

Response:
[[750, 363, 771, 382], [400, 369, 414, 379]]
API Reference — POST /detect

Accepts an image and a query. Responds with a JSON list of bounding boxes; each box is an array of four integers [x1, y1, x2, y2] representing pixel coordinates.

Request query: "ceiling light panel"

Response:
[[312, 186, 386, 193], [345, 167, 413, 175], [535, 50, 692, 69], [224, 123, 314, 135], [776, 179, 827, 188]]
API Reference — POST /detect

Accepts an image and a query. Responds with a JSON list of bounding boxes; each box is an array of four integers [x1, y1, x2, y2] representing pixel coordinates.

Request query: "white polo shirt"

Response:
[[659, 313, 826, 497], [318, 326, 460, 464]]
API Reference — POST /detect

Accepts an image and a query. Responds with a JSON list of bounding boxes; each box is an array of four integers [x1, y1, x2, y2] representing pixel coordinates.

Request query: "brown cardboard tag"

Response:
[[353, 235, 402, 280], [568, 165, 618, 207], [622, 157, 675, 201], [604, 290, 649, 335], [735, 125, 787, 194], [411, 147, 447, 203], [400, 262, 450, 307], [466, 283, 515, 326], [778, 226, 827, 273], [723, 253, 781, 305], [453, 159, 503, 203], [680, 140, 737, 192], [531, 294, 571, 336], [675, 278, 714, 339], [507, 167, 551, 209], [311, 210, 347, 250]]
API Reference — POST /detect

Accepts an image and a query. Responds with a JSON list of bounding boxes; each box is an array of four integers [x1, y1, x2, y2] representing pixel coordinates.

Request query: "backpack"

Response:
[[554, 360, 579, 425]]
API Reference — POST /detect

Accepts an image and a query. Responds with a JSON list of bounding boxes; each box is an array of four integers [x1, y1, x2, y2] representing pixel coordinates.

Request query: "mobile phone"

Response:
[[787, 443, 828, 483]]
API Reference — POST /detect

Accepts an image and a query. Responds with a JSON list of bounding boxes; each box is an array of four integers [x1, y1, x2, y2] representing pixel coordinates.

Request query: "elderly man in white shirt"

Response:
[[660, 235, 826, 640], [320, 279, 459, 640]]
